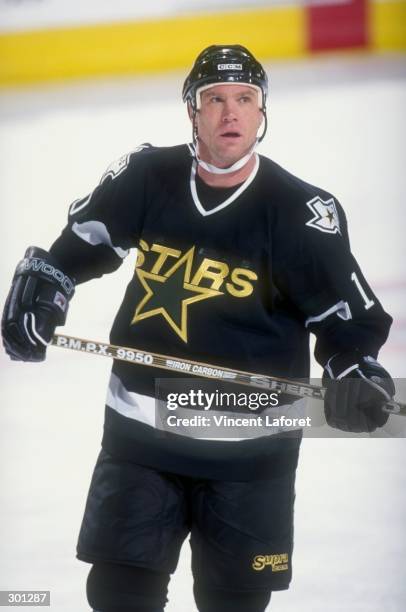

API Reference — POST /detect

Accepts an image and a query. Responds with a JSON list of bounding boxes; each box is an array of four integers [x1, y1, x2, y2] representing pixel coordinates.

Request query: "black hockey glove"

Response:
[[322, 351, 395, 433], [1, 246, 75, 362]]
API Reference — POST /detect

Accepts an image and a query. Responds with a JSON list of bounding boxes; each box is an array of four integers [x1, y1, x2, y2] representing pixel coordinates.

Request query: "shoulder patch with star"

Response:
[[305, 196, 341, 235], [99, 143, 152, 185]]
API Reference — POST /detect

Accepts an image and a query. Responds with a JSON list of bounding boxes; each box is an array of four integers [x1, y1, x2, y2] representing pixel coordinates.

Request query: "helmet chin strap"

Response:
[[193, 139, 258, 175]]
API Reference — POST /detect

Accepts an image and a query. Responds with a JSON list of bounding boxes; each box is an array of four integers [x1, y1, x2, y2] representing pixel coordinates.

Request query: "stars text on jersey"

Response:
[[132, 240, 258, 342]]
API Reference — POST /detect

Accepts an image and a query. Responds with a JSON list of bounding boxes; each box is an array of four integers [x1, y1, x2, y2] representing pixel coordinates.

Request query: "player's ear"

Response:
[[257, 109, 265, 133], [187, 102, 193, 121]]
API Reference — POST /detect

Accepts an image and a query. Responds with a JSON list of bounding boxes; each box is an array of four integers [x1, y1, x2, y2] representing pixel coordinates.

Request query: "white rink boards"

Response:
[[0, 54, 405, 611]]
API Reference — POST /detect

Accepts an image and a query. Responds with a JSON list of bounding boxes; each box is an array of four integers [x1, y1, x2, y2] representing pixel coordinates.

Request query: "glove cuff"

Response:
[[15, 246, 75, 299]]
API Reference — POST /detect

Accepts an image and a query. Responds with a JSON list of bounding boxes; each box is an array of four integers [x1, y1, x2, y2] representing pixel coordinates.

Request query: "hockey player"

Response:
[[2, 45, 395, 612]]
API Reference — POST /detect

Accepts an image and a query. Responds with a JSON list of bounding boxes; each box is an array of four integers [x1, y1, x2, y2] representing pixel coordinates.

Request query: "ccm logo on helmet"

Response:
[[217, 63, 242, 71], [20, 258, 74, 295]]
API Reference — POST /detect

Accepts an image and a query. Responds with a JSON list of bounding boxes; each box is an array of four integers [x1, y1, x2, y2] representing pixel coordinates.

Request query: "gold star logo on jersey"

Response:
[[132, 247, 222, 342]]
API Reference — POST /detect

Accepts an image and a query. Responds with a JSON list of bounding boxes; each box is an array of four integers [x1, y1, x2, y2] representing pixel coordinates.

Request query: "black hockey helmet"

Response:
[[182, 45, 268, 111]]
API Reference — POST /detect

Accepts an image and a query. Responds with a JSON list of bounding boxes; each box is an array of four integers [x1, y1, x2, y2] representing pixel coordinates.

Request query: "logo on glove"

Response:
[[19, 257, 74, 295]]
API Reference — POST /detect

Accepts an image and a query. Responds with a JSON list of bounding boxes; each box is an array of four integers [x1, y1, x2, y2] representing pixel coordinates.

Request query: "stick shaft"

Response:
[[51, 333, 406, 417]]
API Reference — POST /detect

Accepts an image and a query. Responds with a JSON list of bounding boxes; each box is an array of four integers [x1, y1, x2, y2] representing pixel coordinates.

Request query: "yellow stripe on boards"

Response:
[[370, 0, 406, 51], [0, 7, 306, 87]]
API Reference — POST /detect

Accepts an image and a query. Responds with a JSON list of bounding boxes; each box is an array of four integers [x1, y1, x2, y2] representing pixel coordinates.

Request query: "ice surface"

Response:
[[1, 53, 405, 611]]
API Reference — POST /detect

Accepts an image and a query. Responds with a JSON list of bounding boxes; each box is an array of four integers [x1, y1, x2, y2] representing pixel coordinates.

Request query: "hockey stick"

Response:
[[51, 333, 406, 417]]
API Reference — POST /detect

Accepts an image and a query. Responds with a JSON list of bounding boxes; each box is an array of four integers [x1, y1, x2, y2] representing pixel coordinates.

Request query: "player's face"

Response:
[[194, 84, 263, 168]]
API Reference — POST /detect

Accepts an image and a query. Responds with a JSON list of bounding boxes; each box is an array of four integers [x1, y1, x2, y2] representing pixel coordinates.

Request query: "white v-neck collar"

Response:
[[190, 154, 260, 217]]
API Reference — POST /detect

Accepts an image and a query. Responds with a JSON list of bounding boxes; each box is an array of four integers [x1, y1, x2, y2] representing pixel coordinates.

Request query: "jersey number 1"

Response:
[[351, 272, 375, 310]]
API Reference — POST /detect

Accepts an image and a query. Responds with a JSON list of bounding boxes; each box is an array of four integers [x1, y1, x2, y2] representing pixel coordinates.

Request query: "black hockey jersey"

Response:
[[50, 144, 392, 479]]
